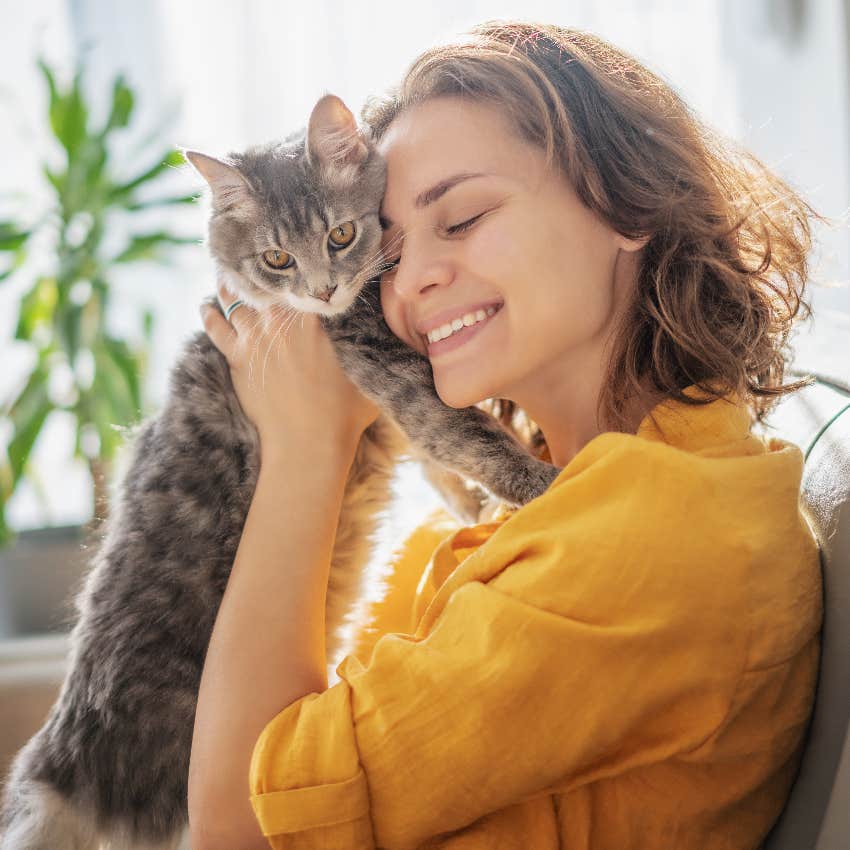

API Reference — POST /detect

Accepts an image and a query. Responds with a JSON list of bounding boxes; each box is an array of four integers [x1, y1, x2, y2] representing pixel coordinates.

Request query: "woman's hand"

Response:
[[201, 283, 380, 463]]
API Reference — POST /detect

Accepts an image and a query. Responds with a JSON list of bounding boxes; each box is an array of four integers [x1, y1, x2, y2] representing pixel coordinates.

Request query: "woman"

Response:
[[188, 22, 822, 850]]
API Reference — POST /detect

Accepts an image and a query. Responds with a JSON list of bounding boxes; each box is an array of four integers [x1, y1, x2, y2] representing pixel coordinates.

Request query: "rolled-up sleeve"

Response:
[[249, 571, 741, 849], [249, 682, 374, 847]]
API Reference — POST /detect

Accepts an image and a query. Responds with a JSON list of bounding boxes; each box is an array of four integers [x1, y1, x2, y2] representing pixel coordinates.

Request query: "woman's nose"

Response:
[[391, 244, 454, 302]]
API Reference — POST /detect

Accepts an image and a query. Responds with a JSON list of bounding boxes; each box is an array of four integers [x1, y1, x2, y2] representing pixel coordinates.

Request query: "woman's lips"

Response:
[[425, 303, 503, 357], [416, 299, 505, 337]]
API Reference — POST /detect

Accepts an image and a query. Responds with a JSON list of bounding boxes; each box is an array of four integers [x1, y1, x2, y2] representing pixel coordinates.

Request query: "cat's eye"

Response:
[[262, 249, 295, 270], [328, 221, 356, 249]]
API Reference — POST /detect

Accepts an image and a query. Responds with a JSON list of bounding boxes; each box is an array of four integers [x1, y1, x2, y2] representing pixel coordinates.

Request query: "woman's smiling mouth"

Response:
[[424, 303, 503, 356]]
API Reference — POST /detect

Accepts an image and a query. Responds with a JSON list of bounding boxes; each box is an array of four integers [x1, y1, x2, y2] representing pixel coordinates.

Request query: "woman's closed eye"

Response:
[[445, 211, 487, 235], [381, 210, 490, 278], [380, 257, 401, 278]]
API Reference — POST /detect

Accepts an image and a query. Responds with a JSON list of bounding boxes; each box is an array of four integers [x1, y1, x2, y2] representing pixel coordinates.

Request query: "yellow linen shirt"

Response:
[[248, 388, 822, 849]]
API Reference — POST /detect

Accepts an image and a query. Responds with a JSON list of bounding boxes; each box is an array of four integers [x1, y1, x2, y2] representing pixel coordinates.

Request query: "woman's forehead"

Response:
[[377, 98, 538, 213], [378, 97, 520, 163]]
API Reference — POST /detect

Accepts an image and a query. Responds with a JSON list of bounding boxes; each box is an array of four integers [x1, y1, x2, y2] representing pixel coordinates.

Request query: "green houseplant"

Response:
[[0, 59, 198, 549]]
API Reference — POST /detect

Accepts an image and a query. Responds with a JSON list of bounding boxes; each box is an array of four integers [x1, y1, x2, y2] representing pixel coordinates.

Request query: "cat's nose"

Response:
[[315, 286, 337, 302]]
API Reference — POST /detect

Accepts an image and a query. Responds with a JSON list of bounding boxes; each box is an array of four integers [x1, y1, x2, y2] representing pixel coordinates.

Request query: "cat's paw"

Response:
[[505, 458, 561, 506]]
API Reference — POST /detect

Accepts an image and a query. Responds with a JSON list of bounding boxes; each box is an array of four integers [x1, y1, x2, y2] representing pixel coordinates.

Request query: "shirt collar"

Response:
[[496, 384, 753, 519], [635, 383, 753, 452]]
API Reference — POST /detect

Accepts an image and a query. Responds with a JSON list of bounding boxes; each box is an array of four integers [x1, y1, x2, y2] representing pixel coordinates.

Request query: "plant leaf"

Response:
[[90, 344, 137, 427], [5, 363, 53, 486], [0, 222, 29, 251], [40, 60, 89, 157], [44, 164, 65, 196], [108, 149, 186, 202], [104, 75, 134, 132], [0, 442, 17, 545], [112, 231, 197, 264], [0, 511, 15, 548], [58, 301, 83, 363], [101, 337, 144, 416], [123, 192, 199, 211], [79, 140, 108, 198], [14, 277, 57, 341], [142, 308, 154, 343], [2, 60, 198, 537], [37, 57, 60, 127], [62, 69, 89, 156], [7, 400, 53, 485], [85, 390, 126, 461]]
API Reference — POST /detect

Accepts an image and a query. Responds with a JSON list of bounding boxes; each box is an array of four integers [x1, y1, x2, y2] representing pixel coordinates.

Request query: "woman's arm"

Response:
[[187, 438, 356, 850], [187, 291, 377, 850]]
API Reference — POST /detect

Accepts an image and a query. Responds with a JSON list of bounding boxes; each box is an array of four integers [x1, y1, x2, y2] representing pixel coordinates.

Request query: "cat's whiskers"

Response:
[[257, 305, 301, 389], [239, 259, 283, 384], [350, 240, 404, 291], [350, 267, 384, 294], [350, 233, 404, 287], [260, 305, 291, 392], [356, 291, 377, 316], [359, 232, 402, 271], [278, 308, 301, 355], [235, 304, 270, 387], [280, 307, 300, 338], [348, 258, 393, 298], [243, 312, 268, 386]]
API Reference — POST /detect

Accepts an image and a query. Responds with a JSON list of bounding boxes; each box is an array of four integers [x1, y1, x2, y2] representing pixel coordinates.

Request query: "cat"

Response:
[[0, 94, 559, 849]]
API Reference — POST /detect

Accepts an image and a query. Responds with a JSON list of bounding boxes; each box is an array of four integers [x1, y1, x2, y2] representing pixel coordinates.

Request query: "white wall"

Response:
[[721, 0, 850, 378]]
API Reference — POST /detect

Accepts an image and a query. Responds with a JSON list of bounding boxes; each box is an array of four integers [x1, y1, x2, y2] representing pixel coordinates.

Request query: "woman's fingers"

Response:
[[204, 283, 266, 365], [217, 283, 257, 336], [199, 282, 377, 444], [201, 302, 238, 361]]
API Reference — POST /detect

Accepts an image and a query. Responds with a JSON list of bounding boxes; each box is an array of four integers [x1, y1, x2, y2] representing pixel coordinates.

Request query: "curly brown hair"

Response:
[[362, 21, 819, 452]]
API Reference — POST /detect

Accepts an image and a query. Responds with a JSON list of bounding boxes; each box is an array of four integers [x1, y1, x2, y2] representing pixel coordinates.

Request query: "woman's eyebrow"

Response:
[[380, 171, 491, 230]]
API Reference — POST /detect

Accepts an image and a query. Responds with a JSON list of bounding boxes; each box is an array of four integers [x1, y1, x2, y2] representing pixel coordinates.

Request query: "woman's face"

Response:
[[378, 97, 643, 411]]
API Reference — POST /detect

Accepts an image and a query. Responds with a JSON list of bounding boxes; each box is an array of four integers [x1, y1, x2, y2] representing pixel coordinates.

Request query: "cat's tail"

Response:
[[0, 736, 97, 850]]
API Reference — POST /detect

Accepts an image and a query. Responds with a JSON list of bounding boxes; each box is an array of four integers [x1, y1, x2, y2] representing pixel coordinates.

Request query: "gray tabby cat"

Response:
[[0, 95, 559, 849]]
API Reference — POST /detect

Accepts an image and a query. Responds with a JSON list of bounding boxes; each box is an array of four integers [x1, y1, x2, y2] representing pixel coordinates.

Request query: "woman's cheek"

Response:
[[380, 279, 425, 353], [465, 217, 522, 286]]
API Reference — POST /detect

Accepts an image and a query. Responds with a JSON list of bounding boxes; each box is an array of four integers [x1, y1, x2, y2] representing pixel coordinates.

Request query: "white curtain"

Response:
[[2, 0, 848, 531]]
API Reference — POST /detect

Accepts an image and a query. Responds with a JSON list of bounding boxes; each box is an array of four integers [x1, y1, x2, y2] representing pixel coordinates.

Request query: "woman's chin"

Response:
[[434, 378, 492, 410]]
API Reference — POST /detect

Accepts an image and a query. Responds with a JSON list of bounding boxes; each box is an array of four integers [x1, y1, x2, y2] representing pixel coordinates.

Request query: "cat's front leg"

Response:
[[412, 451, 494, 525], [397, 399, 561, 507], [356, 354, 560, 506]]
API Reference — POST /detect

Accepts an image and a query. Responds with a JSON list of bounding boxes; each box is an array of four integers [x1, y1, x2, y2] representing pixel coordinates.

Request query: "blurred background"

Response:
[[0, 0, 848, 764], [1, 0, 848, 541]]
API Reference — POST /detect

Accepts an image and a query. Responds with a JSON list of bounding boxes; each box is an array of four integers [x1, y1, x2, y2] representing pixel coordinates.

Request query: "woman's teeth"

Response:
[[426, 305, 499, 344]]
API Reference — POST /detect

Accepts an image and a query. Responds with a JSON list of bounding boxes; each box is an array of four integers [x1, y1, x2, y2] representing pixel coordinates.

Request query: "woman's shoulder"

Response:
[[538, 388, 808, 524], [479, 391, 818, 635]]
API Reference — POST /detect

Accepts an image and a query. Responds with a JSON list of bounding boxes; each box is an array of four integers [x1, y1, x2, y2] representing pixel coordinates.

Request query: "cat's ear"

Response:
[[183, 150, 252, 210], [306, 94, 369, 171]]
